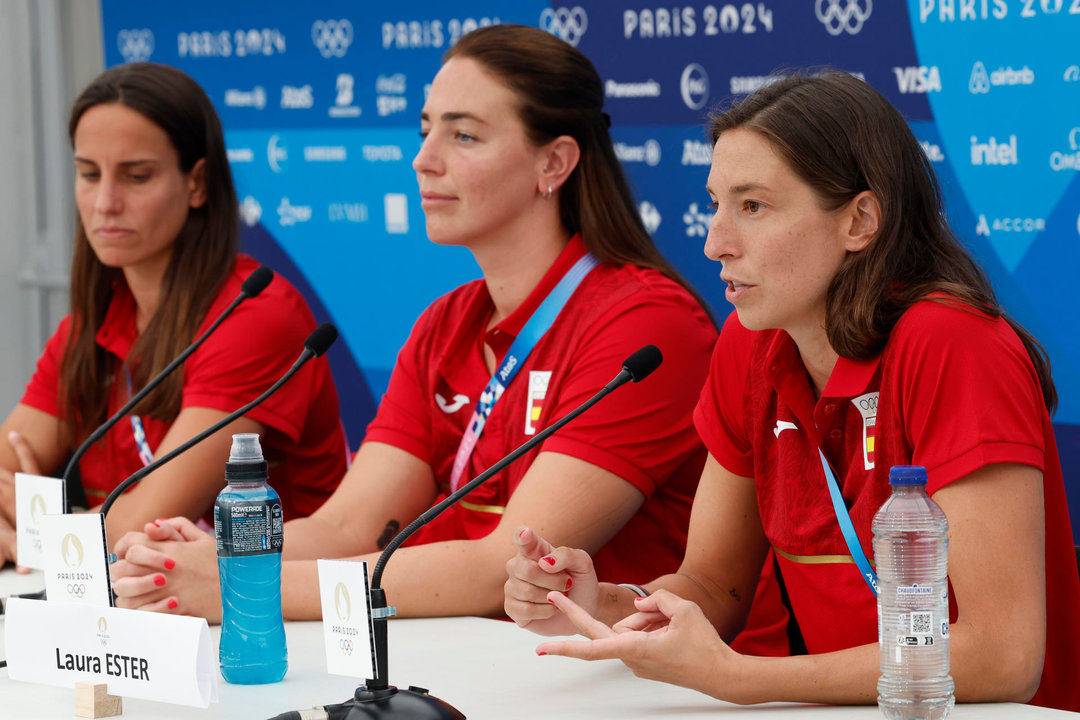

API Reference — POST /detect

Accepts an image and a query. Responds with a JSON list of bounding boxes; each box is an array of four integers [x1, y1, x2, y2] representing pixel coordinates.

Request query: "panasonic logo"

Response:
[[605, 79, 661, 98]]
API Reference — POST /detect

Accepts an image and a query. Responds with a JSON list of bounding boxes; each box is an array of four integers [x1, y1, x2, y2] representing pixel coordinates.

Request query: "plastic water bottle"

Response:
[[872, 465, 954, 720], [215, 433, 287, 684]]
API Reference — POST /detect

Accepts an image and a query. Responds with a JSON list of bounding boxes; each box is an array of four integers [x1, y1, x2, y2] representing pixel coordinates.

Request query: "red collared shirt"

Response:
[[695, 302, 1080, 710], [22, 255, 346, 520]]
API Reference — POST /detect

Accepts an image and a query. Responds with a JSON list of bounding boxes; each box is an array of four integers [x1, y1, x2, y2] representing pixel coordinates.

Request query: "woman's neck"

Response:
[[123, 257, 171, 334], [788, 324, 840, 399], [474, 227, 571, 328]]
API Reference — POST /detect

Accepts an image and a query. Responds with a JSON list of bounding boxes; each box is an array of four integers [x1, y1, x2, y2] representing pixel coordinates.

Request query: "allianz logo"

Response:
[[605, 79, 661, 98], [278, 198, 312, 227], [969, 62, 1034, 94], [894, 66, 941, 94], [225, 86, 266, 109], [970, 134, 1018, 166], [614, 140, 661, 166], [681, 139, 711, 166], [281, 84, 314, 109]]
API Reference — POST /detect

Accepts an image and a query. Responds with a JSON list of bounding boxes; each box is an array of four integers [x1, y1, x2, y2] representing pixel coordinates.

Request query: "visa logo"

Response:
[[893, 66, 941, 94]]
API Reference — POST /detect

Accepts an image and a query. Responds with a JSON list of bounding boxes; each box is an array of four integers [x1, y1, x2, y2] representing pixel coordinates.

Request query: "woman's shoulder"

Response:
[[891, 296, 1022, 352]]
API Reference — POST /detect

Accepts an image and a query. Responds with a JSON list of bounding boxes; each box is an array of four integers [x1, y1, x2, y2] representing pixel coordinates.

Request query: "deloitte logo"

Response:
[[680, 64, 709, 111]]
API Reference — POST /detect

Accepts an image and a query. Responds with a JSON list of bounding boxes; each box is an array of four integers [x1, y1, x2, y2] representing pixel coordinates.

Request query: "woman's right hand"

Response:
[[111, 517, 223, 623], [504, 525, 599, 637]]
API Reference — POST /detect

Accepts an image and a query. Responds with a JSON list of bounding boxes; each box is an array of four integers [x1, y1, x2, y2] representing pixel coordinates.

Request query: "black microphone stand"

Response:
[[330, 351, 658, 719]]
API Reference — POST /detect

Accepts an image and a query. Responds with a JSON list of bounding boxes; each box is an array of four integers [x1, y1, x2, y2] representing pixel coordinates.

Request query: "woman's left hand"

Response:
[[0, 430, 44, 524], [536, 589, 739, 698]]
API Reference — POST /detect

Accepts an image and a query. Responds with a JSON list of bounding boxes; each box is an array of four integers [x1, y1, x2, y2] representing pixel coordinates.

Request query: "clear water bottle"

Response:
[[214, 433, 287, 684], [872, 465, 954, 720]]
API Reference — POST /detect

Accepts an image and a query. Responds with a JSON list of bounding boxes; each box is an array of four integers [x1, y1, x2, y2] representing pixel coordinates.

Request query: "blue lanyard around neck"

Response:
[[125, 369, 155, 467], [817, 448, 878, 597], [449, 252, 599, 490]]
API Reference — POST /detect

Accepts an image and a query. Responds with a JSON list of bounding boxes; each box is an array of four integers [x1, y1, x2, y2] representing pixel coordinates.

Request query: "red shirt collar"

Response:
[[762, 330, 882, 402]]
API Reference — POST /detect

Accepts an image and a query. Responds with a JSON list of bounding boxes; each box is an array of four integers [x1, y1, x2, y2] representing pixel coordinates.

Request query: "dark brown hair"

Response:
[[63, 62, 239, 440], [444, 24, 706, 309], [708, 71, 1055, 411]]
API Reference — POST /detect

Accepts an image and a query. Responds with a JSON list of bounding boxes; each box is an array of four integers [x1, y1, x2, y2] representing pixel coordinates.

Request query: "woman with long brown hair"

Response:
[[109, 25, 785, 654], [505, 71, 1079, 712], [0, 63, 346, 564]]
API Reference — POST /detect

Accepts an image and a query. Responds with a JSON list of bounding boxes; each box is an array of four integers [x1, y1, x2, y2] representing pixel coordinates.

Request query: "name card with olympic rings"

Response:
[[39, 513, 111, 607], [317, 559, 376, 679], [4, 597, 219, 707], [14, 472, 64, 570]]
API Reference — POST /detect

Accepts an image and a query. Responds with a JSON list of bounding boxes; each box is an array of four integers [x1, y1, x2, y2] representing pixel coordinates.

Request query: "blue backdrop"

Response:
[[100, 1, 1080, 538]]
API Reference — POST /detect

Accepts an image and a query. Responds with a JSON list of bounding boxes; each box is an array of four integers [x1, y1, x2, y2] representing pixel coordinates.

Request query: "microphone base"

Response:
[[333, 681, 465, 719]]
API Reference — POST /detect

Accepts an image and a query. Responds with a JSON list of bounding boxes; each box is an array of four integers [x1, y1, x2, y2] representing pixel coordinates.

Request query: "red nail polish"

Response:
[[541, 556, 556, 566], [154, 574, 166, 587], [518, 528, 527, 539], [152, 521, 160, 528], [164, 558, 176, 570], [537, 651, 548, 656], [167, 599, 178, 610], [547, 597, 556, 604], [565, 577, 573, 591]]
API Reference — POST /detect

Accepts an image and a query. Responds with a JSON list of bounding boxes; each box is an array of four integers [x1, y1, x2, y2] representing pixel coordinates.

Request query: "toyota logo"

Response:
[[312, 19, 353, 58], [540, 7, 588, 47], [815, 0, 872, 36], [117, 29, 155, 63]]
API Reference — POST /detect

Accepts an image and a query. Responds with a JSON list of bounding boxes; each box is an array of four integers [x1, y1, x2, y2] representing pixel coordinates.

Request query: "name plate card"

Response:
[[14, 472, 64, 569], [39, 513, 112, 607], [317, 559, 376, 679], [4, 597, 219, 707]]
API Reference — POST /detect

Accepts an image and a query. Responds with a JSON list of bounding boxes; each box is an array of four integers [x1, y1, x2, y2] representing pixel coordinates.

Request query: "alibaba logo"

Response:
[[334, 582, 351, 622], [29, 494, 47, 525], [61, 533, 84, 569]]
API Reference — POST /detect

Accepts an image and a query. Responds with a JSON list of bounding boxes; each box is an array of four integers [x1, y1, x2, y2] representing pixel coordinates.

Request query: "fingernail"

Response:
[[518, 528, 527, 539], [167, 599, 178, 610], [537, 651, 548, 656], [155, 518, 168, 523], [152, 521, 160, 528], [547, 597, 556, 604], [565, 577, 573, 591], [634, 596, 645, 603], [164, 558, 176, 570], [541, 556, 556, 566], [154, 574, 166, 587]]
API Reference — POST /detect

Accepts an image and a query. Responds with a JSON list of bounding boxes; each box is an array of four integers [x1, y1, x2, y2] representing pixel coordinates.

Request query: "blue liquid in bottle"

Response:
[[215, 433, 287, 684]]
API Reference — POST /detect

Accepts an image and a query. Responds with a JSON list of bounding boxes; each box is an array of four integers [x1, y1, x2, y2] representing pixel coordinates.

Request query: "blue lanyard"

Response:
[[125, 370, 155, 467], [449, 252, 599, 490], [817, 448, 878, 597]]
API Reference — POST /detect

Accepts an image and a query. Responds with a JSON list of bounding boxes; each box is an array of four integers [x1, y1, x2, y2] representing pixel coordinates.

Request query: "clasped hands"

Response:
[[504, 526, 739, 697]]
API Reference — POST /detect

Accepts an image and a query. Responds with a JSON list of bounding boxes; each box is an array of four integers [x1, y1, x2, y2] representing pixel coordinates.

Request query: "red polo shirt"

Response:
[[21, 255, 346, 520], [695, 302, 1080, 710], [365, 235, 713, 583]]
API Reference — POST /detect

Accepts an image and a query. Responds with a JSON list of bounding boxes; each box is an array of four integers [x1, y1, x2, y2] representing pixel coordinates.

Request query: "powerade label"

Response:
[[214, 499, 284, 557]]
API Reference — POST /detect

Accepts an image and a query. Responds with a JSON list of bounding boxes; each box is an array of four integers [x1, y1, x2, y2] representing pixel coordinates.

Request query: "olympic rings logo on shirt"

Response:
[[117, 29, 155, 63], [815, 0, 872, 36], [339, 638, 354, 655], [312, 19, 353, 58], [539, 7, 588, 47], [68, 583, 87, 599]]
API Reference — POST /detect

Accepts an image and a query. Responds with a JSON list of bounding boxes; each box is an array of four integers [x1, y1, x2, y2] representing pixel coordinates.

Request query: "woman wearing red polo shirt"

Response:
[[504, 72, 1080, 712], [0, 63, 346, 565], [107, 25, 787, 653]]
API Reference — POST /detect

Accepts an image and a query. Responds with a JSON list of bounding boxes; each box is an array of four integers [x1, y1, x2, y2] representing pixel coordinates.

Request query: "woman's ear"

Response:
[[187, 158, 208, 209], [844, 190, 881, 252], [537, 135, 581, 197]]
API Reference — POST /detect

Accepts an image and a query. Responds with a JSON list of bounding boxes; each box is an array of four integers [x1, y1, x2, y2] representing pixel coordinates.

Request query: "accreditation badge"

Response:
[[851, 391, 878, 471], [524, 371, 551, 436]]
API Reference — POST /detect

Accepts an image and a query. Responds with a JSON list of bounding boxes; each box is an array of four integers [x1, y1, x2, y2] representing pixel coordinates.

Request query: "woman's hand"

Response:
[[0, 430, 44, 525], [111, 516, 223, 623], [537, 589, 739, 699], [504, 525, 600, 636]]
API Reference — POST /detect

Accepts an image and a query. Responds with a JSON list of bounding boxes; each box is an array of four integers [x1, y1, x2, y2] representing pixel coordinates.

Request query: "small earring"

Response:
[[543, 185, 553, 200]]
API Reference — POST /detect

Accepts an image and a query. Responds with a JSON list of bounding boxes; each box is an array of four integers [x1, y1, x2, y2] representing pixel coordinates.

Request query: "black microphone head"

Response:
[[623, 344, 663, 382], [305, 322, 338, 357], [241, 265, 274, 298]]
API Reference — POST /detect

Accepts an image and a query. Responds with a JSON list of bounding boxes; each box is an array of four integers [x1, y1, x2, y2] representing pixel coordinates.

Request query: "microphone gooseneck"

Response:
[[61, 266, 275, 506], [98, 322, 337, 521]]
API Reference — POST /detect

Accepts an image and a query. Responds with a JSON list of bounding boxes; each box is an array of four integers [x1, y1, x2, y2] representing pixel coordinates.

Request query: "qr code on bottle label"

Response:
[[910, 611, 933, 634]]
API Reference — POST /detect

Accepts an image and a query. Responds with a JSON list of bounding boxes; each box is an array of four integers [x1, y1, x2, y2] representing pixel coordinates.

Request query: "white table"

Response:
[[2, 570, 1076, 719]]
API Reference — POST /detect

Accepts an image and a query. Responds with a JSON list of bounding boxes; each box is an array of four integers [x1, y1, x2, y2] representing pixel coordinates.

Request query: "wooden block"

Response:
[[74, 682, 123, 718]]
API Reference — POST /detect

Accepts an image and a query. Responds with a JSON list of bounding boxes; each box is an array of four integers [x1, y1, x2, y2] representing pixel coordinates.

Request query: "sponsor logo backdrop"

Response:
[[101, 1, 1080, 536]]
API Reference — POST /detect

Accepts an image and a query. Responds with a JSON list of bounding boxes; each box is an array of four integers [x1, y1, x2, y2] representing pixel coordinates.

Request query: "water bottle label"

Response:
[[214, 500, 284, 557], [896, 634, 936, 646], [896, 583, 934, 596]]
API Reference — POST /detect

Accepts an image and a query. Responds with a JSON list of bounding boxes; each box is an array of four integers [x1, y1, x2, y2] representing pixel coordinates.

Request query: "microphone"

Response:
[[62, 265, 274, 509], [98, 322, 338, 521], [269, 345, 662, 720]]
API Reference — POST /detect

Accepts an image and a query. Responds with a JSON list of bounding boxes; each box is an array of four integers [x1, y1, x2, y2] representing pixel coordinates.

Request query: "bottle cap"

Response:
[[226, 433, 268, 482], [889, 464, 928, 486]]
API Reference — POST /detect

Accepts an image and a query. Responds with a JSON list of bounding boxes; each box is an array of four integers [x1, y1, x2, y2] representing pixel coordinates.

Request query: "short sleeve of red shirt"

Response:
[[21, 315, 73, 417], [693, 312, 756, 478]]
